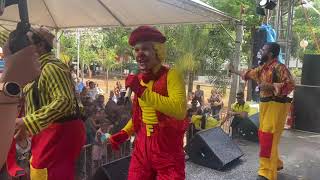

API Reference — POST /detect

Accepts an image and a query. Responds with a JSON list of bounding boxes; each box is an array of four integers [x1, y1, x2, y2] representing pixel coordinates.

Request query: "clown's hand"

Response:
[[125, 75, 146, 97], [108, 130, 129, 151]]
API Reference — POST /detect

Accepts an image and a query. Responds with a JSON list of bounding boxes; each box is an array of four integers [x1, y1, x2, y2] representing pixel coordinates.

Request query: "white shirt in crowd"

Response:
[[87, 88, 99, 101]]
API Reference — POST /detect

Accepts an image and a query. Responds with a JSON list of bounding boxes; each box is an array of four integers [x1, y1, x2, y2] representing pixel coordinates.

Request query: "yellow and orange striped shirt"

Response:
[[22, 53, 77, 135]]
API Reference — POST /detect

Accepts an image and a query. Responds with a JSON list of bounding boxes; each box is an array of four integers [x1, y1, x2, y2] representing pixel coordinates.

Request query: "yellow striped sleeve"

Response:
[[0, 31, 9, 47], [23, 63, 74, 135]]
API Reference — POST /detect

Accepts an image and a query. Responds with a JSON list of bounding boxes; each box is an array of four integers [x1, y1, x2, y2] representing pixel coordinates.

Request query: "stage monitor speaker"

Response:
[[294, 86, 320, 133], [92, 156, 131, 180], [185, 127, 244, 170], [301, 54, 320, 86], [238, 113, 259, 142], [251, 29, 267, 101]]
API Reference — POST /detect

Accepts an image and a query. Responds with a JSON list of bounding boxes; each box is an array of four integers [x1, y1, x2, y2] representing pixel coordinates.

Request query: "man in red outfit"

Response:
[[109, 26, 188, 180]]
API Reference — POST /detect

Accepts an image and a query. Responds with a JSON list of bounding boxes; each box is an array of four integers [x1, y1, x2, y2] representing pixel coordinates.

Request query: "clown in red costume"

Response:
[[109, 26, 188, 180]]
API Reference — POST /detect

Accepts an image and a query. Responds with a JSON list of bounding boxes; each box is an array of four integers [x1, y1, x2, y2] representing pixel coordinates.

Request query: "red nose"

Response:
[[136, 52, 146, 62]]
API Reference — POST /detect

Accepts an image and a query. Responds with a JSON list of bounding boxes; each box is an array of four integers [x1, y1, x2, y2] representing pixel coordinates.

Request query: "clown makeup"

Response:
[[133, 41, 161, 73]]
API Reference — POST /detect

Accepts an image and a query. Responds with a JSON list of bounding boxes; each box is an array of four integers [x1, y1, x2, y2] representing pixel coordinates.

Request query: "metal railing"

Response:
[[76, 118, 231, 180], [75, 140, 131, 180]]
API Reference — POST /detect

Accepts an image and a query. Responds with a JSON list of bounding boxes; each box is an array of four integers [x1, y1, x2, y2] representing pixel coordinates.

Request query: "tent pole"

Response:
[[55, 29, 60, 59], [228, 21, 243, 108], [77, 29, 81, 79]]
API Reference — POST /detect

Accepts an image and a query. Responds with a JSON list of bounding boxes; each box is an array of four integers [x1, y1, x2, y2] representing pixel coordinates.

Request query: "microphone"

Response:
[[124, 69, 139, 104]]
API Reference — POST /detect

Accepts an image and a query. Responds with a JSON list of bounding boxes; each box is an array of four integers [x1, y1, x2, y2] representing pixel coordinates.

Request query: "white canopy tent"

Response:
[[0, 0, 238, 29], [0, 0, 242, 105]]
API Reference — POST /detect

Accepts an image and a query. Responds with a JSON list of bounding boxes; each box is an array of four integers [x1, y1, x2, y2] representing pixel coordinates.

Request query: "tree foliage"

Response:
[[172, 25, 208, 72], [292, 1, 320, 56]]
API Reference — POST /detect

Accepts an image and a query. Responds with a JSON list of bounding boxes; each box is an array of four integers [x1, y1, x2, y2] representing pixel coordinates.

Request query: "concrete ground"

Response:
[[186, 130, 320, 180]]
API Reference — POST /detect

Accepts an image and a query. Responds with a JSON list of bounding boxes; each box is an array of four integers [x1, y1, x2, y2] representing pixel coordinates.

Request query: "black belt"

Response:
[[55, 115, 80, 123], [260, 96, 292, 103]]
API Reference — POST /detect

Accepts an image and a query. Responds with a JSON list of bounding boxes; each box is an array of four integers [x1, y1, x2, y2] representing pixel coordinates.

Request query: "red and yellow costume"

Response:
[[109, 26, 188, 180], [244, 59, 295, 180]]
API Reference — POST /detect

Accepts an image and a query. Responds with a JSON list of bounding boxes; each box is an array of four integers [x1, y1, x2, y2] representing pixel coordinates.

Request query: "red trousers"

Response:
[[30, 119, 85, 180], [128, 123, 185, 180]]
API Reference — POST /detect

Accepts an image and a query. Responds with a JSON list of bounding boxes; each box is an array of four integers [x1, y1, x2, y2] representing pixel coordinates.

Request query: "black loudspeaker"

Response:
[[251, 29, 267, 102], [238, 113, 259, 142], [294, 86, 320, 133], [252, 29, 267, 67], [185, 127, 244, 170], [92, 156, 131, 180], [301, 54, 320, 86]]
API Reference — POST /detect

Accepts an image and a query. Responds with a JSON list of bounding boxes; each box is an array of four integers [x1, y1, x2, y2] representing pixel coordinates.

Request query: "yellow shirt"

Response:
[[231, 102, 250, 114], [137, 81, 158, 125], [191, 115, 219, 130], [122, 68, 187, 136]]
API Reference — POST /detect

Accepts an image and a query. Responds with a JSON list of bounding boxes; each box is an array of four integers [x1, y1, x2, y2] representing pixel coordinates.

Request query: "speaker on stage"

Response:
[[92, 156, 131, 180], [252, 29, 267, 67], [250, 29, 267, 101], [294, 86, 320, 133], [301, 54, 320, 86], [238, 113, 259, 142], [185, 127, 244, 170]]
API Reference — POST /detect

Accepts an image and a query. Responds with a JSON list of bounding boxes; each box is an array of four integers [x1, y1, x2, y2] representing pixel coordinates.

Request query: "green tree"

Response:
[[97, 49, 119, 92], [292, 1, 320, 57], [80, 49, 97, 78], [60, 32, 77, 60], [173, 25, 209, 93], [204, 25, 234, 94], [100, 28, 133, 61], [160, 23, 235, 94], [161, 26, 181, 66], [205, 0, 260, 63], [60, 30, 98, 78]]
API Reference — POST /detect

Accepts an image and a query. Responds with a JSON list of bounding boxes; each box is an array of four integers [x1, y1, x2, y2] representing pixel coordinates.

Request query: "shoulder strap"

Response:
[[32, 76, 41, 111]]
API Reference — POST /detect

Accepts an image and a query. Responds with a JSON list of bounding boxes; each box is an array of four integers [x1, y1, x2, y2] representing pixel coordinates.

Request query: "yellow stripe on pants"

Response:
[[30, 157, 48, 180], [258, 101, 290, 180]]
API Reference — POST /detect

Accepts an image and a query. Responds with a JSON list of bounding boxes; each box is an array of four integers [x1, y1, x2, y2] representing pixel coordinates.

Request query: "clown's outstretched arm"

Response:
[[140, 69, 187, 120], [108, 119, 134, 150], [122, 119, 134, 136]]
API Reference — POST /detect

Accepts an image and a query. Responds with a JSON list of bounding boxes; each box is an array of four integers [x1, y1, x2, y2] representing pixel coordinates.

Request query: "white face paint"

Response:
[[133, 42, 159, 73]]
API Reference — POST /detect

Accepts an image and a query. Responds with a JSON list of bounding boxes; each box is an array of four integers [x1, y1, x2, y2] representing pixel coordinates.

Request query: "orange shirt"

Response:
[[243, 60, 295, 98]]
